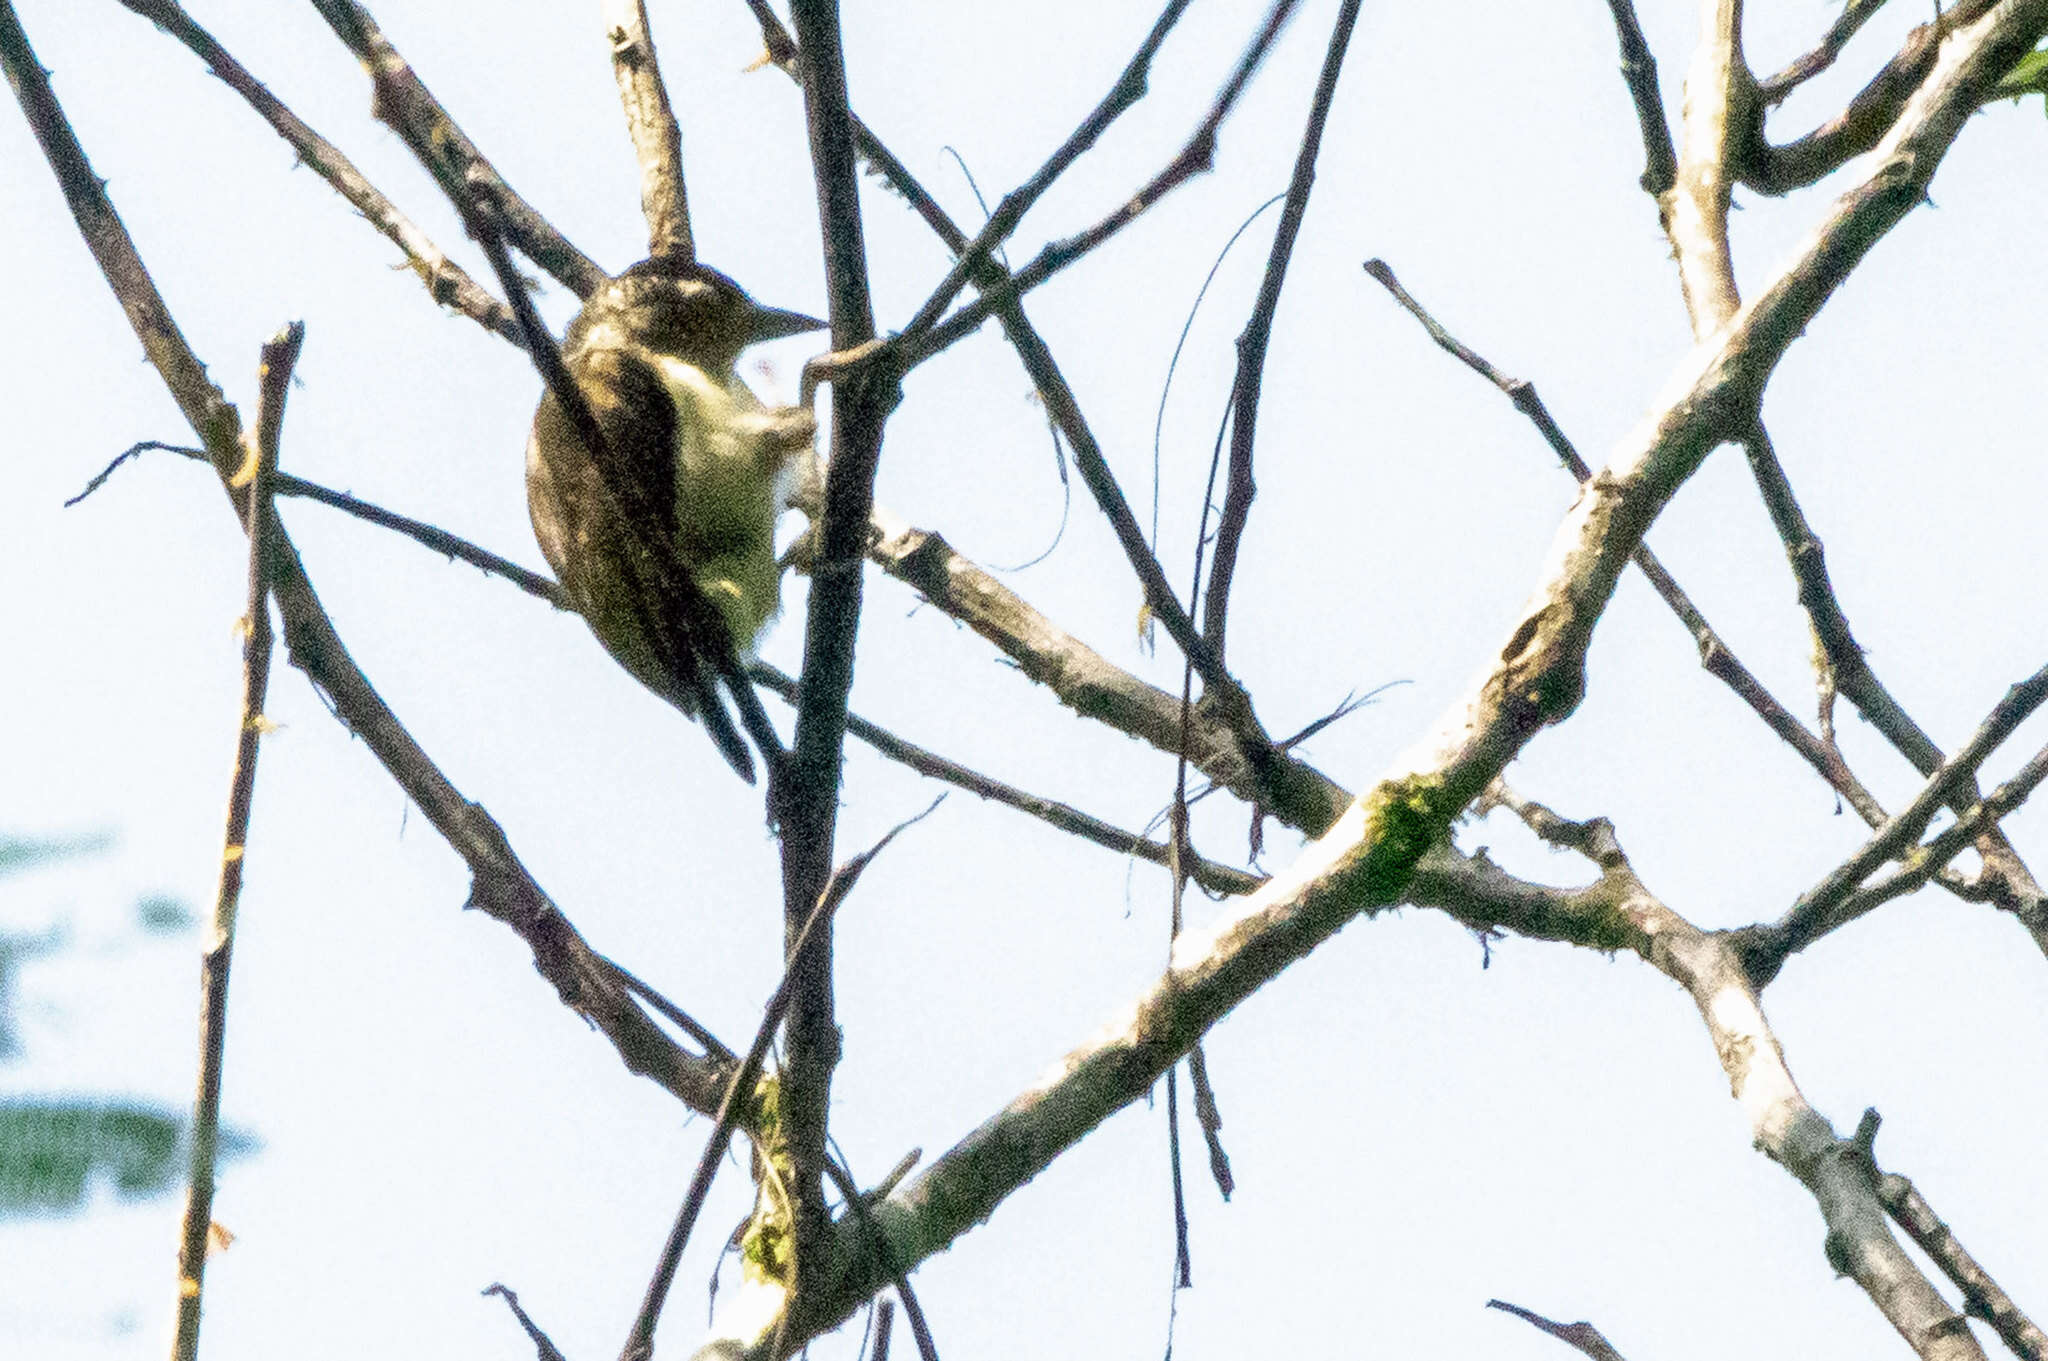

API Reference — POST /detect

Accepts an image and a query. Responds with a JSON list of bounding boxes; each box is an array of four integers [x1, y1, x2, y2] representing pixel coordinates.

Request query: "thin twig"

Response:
[[1757, 0, 1895, 104], [1788, 739, 2048, 956], [1361, 261, 1585, 472], [1600, 0, 1678, 195], [1154, 193, 1287, 554], [67, 440, 571, 607], [170, 321, 302, 1361], [1204, 0, 1362, 658], [598, 957, 736, 1063], [750, 663, 1263, 896], [483, 1284, 571, 1361], [900, 0, 1194, 336], [869, 1298, 894, 1361], [899, 0, 1303, 369], [821, 1157, 940, 1361], [113, 0, 518, 341], [602, 0, 693, 260], [1184, 1040, 1233, 1197], [1486, 1300, 1630, 1361]]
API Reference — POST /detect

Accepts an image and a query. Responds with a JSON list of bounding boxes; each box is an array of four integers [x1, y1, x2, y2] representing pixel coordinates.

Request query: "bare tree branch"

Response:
[[1744, 2, 2001, 194], [1667, 0, 1750, 332], [846, 497, 1351, 836], [898, 0, 1301, 371], [309, 0, 608, 296], [1874, 1158, 2048, 1361], [1776, 738, 2048, 959], [483, 1284, 572, 1361], [601, 0, 693, 260], [114, 0, 520, 340], [68, 439, 572, 607], [639, 803, 937, 1359]]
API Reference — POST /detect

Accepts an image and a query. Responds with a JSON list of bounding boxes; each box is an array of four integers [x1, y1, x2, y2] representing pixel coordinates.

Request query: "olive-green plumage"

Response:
[[526, 258, 823, 725]]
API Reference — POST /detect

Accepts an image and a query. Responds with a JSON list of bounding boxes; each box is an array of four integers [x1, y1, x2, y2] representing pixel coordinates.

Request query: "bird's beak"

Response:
[[748, 302, 829, 344]]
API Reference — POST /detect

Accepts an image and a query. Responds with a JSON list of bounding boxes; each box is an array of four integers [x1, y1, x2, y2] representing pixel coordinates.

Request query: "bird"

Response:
[[525, 255, 825, 778]]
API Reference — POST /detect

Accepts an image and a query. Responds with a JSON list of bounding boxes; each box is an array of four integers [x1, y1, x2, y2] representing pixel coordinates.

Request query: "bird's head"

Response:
[[567, 255, 826, 376]]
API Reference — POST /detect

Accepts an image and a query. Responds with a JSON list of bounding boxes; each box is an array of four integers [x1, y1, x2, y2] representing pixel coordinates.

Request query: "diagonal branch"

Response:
[[1757, 0, 1895, 104], [749, 663, 1264, 896], [896, 0, 1302, 371], [846, 497, 1352, 836], [1361, 260, 1889, 826], [1874, 1155, 2048, 1360], [1486, 1299, 1630, 1361], [308, 0, 607, 297], [1743, 730, 2048, 974], [1736, 663, 2048, 979], [899, 0, 1194, 337]]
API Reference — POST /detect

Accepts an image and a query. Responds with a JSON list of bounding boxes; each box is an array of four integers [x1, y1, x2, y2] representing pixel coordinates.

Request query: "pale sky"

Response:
[[3, 2, 2044, 1359]]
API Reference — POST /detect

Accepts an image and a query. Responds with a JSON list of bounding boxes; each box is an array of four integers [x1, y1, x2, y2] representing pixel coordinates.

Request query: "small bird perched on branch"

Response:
[[526, 256, 825, 777]]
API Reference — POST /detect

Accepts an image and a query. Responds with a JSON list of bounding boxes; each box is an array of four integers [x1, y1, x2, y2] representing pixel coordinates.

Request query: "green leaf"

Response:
[[0, 831, 114, 879], [1990, 47, 2048, 114], [0, 1098, 257, 1218]]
